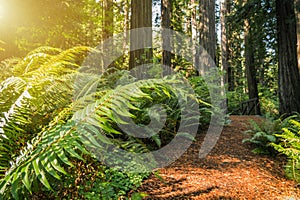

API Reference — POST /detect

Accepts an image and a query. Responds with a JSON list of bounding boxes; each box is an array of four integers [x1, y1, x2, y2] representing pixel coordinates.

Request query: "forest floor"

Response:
[[136, 116, 300, 200]]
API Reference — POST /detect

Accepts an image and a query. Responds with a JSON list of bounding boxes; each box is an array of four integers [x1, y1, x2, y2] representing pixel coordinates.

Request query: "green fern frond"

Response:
[[271, 117, 300, 183], [0, 76, 194, 197], [0, 58, 21, 82], [0, 46, 92, 180], [26, 46, 62, 57], [23, 46, 92, 80], [0, 44, 205, 198]]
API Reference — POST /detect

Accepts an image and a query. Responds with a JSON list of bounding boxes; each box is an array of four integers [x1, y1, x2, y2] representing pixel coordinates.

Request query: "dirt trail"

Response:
[[137, 116, 300, 200]]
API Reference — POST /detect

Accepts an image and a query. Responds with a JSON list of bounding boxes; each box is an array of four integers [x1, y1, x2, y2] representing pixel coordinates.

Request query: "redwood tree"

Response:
[[129, 0, 153, 71], [296, 0, 300, 71], [161, 0, 172, 76], [199, 0, 216, 62], [244, 19, 261, 115], [220, 0, 233, 91], [102, 0, 114, 40], [276, 0, 300, 115]]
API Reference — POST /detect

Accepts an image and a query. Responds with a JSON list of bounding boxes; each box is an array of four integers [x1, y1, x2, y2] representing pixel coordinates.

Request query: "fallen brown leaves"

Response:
[[137, 116, 300, 200]]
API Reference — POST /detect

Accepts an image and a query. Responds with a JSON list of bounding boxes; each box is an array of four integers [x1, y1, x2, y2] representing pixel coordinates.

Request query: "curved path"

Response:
[[137, 116, 300, 199]]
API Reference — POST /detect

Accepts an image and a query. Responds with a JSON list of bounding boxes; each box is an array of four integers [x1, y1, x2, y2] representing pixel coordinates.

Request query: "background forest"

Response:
[[0, 0, 300, 199]]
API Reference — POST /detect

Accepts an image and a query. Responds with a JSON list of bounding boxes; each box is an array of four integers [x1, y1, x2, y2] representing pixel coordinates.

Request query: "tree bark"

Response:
[[276, 0, 300, 115], [220, 0, 233, 91], [161, 0, 172, 75], [295, 0, 300, 72], [208, 0, 216, 63], [199, 0, 216, 62], [244, 19, 261, 115], [123, 0, 130, 53], [129, 0, 153, 72], [102, 0, 114, 40]]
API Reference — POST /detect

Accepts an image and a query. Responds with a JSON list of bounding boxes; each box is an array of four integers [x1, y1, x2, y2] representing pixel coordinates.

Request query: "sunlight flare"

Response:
[[0, 4, 3, 19]]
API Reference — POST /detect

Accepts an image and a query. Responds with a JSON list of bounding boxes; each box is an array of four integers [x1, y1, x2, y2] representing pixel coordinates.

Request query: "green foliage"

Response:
[[243, 116, 277, 154], [0, 77, 185, 198], [2, 1, 103, 54], [29, 158, 149, 200], [227, 88, 248, 115], [0, 46, 91, 176], [225, 0, 278, 114], [0, 46, 212, 199], [243, 114, 299, 155], [69, 167, 148, 200], [226, 84, 279, 117], [272, 119, 300, 183], [259, 86, 279, 117], [188, 76, 212, 126], [244, 113, 300, 182], [0, 58, 21, 82]]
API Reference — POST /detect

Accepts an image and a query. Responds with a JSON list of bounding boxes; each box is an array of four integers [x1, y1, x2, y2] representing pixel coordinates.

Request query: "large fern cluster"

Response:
[[243, 114, 299, 155], [244, 113, 300, 183], [0, 46, 91, 174], [0, 46, 207, 199], [272, 119, 300, 183]]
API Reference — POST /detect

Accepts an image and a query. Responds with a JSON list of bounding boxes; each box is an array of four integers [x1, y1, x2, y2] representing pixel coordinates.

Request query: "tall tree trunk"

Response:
[[191, 0, 197, 41], [199, 0, 216, 62], [244, 19, 261, 115], [161, 0, 172, 75], [103, 0, 114, 40], [129, 0, 153, 72], [208, 0, 216, 62], [295, 0, 300, 72], [220, 0, 231, 111], [123, 0, 130, 64], [276, 0, 300, 115], [191, 0, 199, 76], [100, 0, 114, 72], [220, 0, 232, 91]]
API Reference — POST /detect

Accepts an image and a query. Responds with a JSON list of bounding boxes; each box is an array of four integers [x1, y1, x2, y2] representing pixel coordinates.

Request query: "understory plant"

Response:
[[244, 113, 300, 182], [243, 114, 299, 155], [258, 89, 279, 117], [272, 119, 300, 183], [0, 46, 211, 199]]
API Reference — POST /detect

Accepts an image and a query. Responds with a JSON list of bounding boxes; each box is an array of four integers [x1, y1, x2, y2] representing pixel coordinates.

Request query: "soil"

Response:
[[137, 116, 300, 200]]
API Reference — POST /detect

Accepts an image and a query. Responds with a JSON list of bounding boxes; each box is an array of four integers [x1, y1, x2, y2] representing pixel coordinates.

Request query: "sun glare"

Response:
[[0, 4, 4, 19]]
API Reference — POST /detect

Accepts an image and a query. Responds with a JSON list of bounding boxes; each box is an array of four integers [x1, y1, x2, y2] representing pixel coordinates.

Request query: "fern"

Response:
[[272, 119, 300, 182], [0, 73, 198, 198], [243, 118, 277, 154], [0, 58, 21, 82], [0, 46, 208, 199], [0, 46, 92, 177], [243, 114, 300, 155]]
